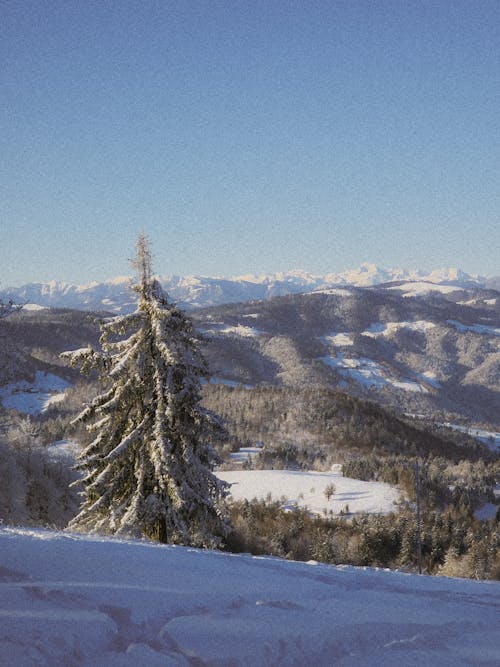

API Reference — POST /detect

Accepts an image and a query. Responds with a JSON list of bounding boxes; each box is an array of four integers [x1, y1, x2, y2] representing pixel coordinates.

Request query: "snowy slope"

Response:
[[0, 527, 498, 666]]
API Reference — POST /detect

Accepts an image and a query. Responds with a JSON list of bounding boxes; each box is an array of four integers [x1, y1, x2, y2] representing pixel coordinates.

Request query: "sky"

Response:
[[1, 0, 499, 285]]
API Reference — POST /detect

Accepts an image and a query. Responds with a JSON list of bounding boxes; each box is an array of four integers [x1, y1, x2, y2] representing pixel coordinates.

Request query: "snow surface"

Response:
[[415, 371, 442, 389], [0, 526, 498, 666], [217, 469, 400, 516], [204, 377, 254, 389], [199, 324, 266, 338], [447, 320, 500, 337], [228, 445, 263, 465], [442, 424, 500, 452], [388, 283, 460, 297], [323, 332, 354, 347], [219, 324, 266, 337], [21, 303, 47, 311], [362, 321, 437, 338], [321, 354, 427, 393], [46, 439, 82, 461], [0, 372, 71, 415]]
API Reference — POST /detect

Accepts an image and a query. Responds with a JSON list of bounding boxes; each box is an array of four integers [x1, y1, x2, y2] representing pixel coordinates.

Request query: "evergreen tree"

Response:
[[0, 298, 22, 319], [65, 235, 229, 547]]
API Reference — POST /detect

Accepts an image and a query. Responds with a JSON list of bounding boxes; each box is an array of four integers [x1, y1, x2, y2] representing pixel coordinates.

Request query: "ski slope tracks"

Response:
[[0, 527, 498, 666]]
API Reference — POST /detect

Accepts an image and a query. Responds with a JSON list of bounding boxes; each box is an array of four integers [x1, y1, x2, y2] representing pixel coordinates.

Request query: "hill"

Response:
[[1, 289, 498, 438], [194, 286, 500, 426], [0, 526, 498, 666]]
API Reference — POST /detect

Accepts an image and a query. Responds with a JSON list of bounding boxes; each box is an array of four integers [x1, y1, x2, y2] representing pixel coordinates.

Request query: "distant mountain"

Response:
[[1, 265, 490, 313], [1, 281, 498, 429], [192, 284, 499, 426]]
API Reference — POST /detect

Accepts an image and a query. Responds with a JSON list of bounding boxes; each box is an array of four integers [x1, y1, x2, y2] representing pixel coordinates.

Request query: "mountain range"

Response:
[[1, 273, 498, 428], [2, 264, 496, 312]]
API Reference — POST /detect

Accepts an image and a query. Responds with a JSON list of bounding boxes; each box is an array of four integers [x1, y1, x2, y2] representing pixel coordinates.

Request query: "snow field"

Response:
[[442, 423, 500, 453], [0, 372, 71, 415], [447, 319, 500, 337], [388, 282, 460, 297], [0, 526, 498, 666], [361, 320, 437, 337], [217, 468, 401, 516], [200, 323, 266, 338], [320, 323, 445, 393], [320, 354, 427, 393]]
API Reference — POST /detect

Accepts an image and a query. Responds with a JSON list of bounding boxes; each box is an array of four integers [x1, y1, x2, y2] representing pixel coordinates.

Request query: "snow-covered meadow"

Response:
[[0, 372, 70, 415], [320, 353, 428, 393], [0, 526, 498, 666], [218, 468, 400, 516]]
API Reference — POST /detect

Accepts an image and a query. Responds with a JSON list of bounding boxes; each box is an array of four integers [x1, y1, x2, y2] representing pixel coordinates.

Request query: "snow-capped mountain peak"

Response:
[[1, 266, 489, 313]]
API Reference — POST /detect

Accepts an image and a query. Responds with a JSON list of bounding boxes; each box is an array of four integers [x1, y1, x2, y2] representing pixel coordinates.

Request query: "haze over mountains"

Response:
[[2, 264, 496, 312]]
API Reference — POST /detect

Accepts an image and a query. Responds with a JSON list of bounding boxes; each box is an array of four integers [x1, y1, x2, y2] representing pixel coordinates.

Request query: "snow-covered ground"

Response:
[[362, 320, 437, 338], [217, 468, 401, 516], [320, 354, 427, 393], [46, 439, 82, 461], [447, 320, 500, 337], [323, 331, 354, 347], [441, 423, 500, 453], [388, 282, 460, 297], [228, 444, 263, 466], [0, 526, 498, 666], [0, 372, 70, 415], [200, 324, 266, 338]]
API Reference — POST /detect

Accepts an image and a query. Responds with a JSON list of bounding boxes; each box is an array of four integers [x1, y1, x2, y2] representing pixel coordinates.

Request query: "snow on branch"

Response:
[[106, 418, 148, 461]]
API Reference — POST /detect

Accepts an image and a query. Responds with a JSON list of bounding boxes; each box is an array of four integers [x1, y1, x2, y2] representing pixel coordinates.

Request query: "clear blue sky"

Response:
[[1, 0, 499, 285]]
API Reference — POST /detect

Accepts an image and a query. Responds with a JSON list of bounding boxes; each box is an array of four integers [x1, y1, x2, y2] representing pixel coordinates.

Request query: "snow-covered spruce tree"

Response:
[[65, 235, 229, 547]]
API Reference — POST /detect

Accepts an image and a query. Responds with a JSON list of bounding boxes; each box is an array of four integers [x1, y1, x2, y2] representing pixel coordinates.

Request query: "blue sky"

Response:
[[1, 0, 499, 285]]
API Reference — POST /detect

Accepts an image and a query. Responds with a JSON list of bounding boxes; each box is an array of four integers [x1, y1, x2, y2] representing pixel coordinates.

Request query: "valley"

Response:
[[0, 273, 498, 580]]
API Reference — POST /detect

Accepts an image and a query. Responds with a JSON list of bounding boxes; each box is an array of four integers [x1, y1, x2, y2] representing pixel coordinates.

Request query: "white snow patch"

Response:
[[320, 354, 427, 393], [388, 282, 460, 297], [485, 298, 497, 305], [228, 444, 264, 465], [415, 371, 442, 389], [0, 526, 498, 666], [0, 372, 71, 415], [202, 324, 266, 338], [22, 303, 47, 311], [46, 439, 81, 462], [217, 469, 400, 516], [221, 324, 265, 337], [442, 424, 500, 452], [447, 320, 500, 336], [362, 320, 437, 337], [322, 332, 354, 347]]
